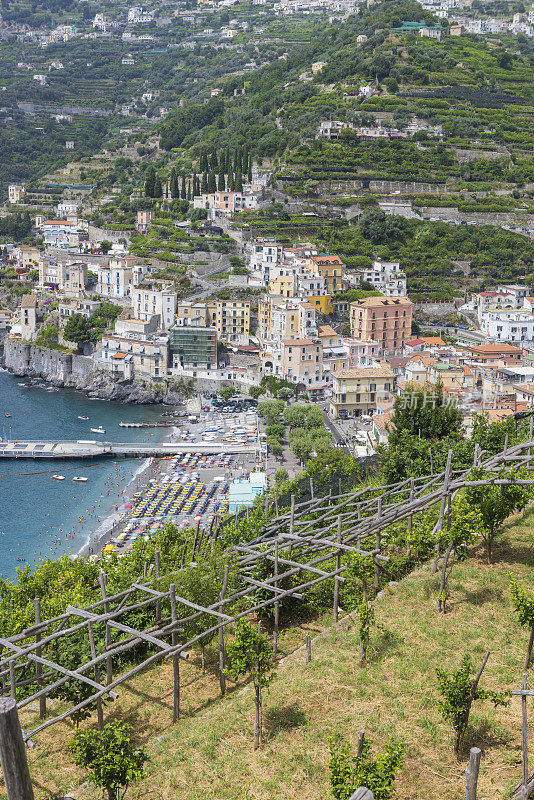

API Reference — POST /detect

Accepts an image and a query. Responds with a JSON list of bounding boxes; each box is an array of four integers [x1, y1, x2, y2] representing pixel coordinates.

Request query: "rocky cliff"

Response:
[[2, 339, 190, 404]]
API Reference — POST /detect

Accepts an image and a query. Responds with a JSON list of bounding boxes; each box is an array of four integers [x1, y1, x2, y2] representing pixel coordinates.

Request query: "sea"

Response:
[[0, 368, 169, 580]]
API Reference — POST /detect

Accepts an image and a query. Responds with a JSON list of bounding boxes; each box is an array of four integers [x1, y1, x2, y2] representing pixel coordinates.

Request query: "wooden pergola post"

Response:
[[0, 697, 34, 800], [169, 584, 180, 723], [34, 598, 45, 720]]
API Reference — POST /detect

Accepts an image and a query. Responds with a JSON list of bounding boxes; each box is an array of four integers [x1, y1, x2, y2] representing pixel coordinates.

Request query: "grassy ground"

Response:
[[14, 506, 534, 800]]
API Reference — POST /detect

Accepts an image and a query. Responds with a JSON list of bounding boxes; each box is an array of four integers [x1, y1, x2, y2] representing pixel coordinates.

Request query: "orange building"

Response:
[[350, 296, 413, 354]]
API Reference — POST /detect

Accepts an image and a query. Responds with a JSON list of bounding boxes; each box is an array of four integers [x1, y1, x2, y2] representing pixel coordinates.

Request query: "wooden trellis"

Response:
[[1, 437, 534, 745]]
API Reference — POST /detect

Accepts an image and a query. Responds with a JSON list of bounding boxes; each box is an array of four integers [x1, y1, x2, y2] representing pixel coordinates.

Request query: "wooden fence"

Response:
[[1, 435, 534, 748]]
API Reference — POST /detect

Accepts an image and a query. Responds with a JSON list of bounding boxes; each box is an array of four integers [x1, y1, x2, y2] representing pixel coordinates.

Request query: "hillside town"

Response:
[[2, 176, 534, 457]]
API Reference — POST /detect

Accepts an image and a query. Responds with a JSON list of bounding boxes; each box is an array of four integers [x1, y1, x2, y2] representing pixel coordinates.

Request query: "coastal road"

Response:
[[0, 441, 258, 460]]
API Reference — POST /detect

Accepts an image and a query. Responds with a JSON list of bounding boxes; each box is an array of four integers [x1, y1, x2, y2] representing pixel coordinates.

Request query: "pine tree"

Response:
[[208, 170, 217, 193], [201, 172, 208, 193], [144, 166, 156, 198], [153, 174, 163, 198], [181, 174, 187, 199], [218, 168, 225, 190]]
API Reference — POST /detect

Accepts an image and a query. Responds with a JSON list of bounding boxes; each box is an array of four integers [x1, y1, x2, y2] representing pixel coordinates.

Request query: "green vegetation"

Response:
[[509, 577, 534, 669], [329, 735, 405, 800], [436, 653, 509, 754], [224, 620, 277, 750], [70, 721, 147, 800], [63, 302, 121, 351], [319, 210, 534, 300]]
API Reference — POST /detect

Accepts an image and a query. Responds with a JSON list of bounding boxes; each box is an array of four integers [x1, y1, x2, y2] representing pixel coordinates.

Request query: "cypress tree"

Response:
[[210, 150, 218, 171], [144, 166, 156, 198], [229, 172, 235, 191], [235, 171, 243, 192], [153, 174, 163, 198], [170, 167, 179, 199], [181, 174, 187, 199], [187, 182, 191, 201], [192, 172, 198, 196], [248, 159, 253, 183], [199, 150, 208, 173], [218, 168, 225, 190], [208, 170, 217, 193], [201, 171, 208, 193]]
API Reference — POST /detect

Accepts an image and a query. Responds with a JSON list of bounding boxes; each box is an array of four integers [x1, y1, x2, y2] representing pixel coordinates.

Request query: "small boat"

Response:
[[5, 413, 10, 418], [73, 476, 88, 482], [90, 427, 106, 434], [78, 415, 89, 421], [52, 475, 66, 481]]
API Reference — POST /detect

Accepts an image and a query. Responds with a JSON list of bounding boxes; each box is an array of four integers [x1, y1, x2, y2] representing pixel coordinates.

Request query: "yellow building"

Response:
[[307, 294, 333, 314], [269, 274, 296, 298], [329, 364, 396, 418], [306, 254, 345, 292], [215, 300, 251, 343]]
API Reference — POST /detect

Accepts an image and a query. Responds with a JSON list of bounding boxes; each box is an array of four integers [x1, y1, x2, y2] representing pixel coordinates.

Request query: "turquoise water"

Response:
[[0, 369, 169, 579]]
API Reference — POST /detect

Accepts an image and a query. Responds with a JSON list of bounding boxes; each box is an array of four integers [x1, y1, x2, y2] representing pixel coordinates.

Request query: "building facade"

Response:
[[280, 338, 324, 388], [131, 284, 177, 330], [169, 324, 217, 369], [350, 296, 413, 353], [329, 365, 396, 418]]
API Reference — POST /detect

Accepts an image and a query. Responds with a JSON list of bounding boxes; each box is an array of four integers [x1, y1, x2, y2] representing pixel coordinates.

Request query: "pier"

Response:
[[0, 441, 258, 460]]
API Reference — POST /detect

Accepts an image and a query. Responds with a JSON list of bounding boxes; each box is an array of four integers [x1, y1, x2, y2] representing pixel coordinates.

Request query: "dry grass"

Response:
[[9, 507, 534, 800]]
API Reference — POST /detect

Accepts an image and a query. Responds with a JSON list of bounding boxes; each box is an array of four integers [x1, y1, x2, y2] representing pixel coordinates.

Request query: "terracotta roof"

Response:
[[282, 338, 315, 346], [20, 294, 37, 308], [350, 296, 413, 308], [468, 344, 522, 354], [372, 410, 394, 431], [484, 408, 515, 422], [111, 352, 127, 360], [317, 325, 337, 337], [407, 336, 446, 347], [334, 366, 394, 379], [308, 255, 343, 265]]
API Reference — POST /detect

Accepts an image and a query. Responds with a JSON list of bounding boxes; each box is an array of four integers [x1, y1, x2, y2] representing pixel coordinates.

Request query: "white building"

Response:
[[360, 261, 407, 296], [248, 240, 282, 279], [8, 185, 26, 204], [57, 201, 79, 217], [480, 309, 534, 344], [131, 284, 177, 330], [127, 6, 154, 23], [40, 220, 80, 249], [193, 190, 260, 218], [20, 294, 37, 340], [98, 257, 135, 298]]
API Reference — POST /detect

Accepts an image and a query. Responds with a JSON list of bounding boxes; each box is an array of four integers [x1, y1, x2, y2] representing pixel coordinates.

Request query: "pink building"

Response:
[[281, 338, 324, 389]]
